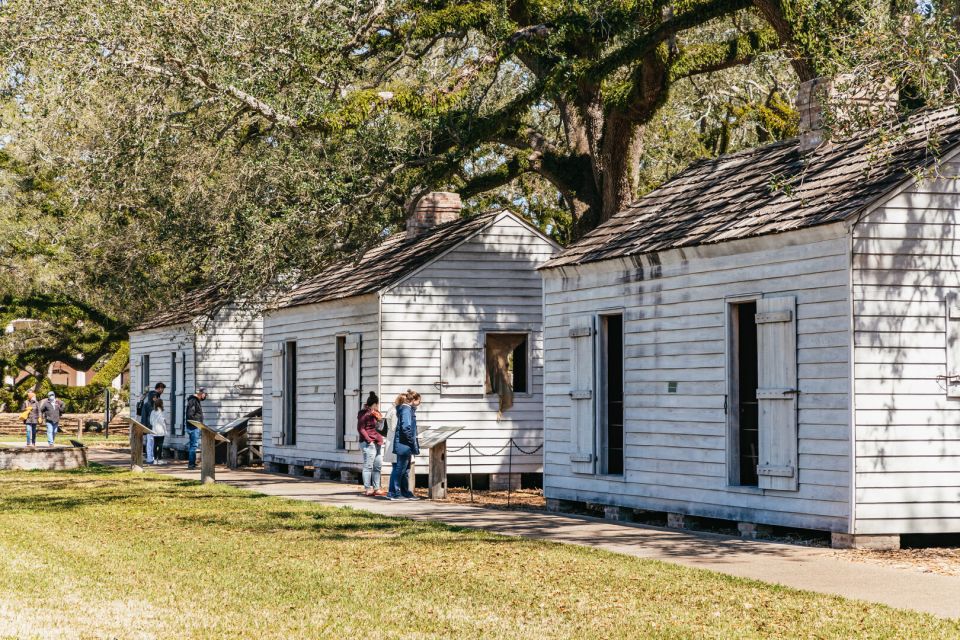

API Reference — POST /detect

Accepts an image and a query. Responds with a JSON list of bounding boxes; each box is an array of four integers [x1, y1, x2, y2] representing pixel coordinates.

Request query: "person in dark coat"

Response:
[[185, 387, 207, 470], [387, 389, 421, 500], [39, 391, 65, 447], [139, 382, 165, 428], [357, 392, 385, 496]]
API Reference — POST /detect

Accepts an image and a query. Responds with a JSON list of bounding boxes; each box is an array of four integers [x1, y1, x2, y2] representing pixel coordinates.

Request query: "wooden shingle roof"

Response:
[[545, 106, 960, 269], [133, 284, 228, 331], [276, 210, 503, 309]]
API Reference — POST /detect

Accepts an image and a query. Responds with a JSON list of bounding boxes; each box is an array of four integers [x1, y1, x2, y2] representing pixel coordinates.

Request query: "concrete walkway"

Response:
[[89, 449, 960, 619]]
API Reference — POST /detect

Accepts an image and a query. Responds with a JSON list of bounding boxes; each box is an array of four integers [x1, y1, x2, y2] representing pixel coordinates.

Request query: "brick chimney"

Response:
[[797, 74, 898, 153], [406, 192, 462, 239]]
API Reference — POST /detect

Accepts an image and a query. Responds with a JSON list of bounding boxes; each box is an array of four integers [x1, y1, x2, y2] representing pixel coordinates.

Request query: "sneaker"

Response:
[[386, 494, 401, 501], [402, 495, 420, 501], [187, 465, 197, 470]]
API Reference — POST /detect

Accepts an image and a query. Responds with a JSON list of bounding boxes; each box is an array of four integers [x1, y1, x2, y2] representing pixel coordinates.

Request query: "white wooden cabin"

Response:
[[128, 289, 263, 458], [262, 193, 558, 487], [541, 104, 960, 548]]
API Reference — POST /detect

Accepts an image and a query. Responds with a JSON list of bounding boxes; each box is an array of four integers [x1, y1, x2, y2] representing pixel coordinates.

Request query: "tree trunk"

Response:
[[599, 113, 641, 222]]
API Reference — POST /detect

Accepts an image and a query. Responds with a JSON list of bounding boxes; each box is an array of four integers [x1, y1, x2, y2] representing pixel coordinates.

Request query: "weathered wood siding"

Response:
[[381, 214, 557, 474], [194, 307, 264, 430], [542, 225, 853, 532], [852, 159, 960, 535], [129, 306, 263, 448], [262, 294, 380, 467], [129, 324, 194, 446]]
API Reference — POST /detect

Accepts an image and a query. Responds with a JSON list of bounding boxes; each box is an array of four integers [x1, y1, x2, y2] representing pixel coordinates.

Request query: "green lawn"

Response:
[[0, 467, 956, 639]]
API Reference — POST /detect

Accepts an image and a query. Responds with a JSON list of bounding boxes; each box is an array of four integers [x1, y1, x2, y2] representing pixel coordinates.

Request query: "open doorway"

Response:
[[284, 341, 297, 446], [335, 335, 346, 450], [729, 301, 759, 486], [599, 314, 624, 475]]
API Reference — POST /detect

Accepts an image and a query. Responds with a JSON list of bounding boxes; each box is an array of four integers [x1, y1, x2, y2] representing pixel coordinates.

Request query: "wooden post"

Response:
[[428, 441, 447, 500], [200, 429, 217, 485], [126, 418, 156, 473], [190, 420, 228, 485], [226, 433, 241, 469], [130, 428, 144, 473]]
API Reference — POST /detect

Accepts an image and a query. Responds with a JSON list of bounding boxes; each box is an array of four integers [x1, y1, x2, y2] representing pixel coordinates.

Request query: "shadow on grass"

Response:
[[174, 505, 487, 543]]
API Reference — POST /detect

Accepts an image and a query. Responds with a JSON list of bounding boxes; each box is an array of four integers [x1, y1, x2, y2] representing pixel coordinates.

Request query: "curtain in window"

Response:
[[485, 334, 526, 416]]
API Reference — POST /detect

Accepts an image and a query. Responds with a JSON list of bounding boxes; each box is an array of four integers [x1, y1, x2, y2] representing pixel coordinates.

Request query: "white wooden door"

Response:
[[270, 342, 285, 445], [440, 334, 485, 395], [756, 296, 799, 491], [569, 316, 596, 474]]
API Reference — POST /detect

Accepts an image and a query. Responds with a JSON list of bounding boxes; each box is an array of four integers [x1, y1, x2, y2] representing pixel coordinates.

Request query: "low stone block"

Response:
[[737, 522, 773, 539], [831, 533, 901, 550], [604, 505, 632, 522], [546, 498, 579, 513], [667, 513, 686, 529], [489, 473, 521, 491], [0, 446, 87, 471], [264, 461, 285, 474], [288, 464, 306, 477]]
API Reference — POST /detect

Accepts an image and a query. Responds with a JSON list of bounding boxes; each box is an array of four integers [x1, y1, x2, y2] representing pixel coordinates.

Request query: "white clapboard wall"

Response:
[[852, 157, 960, 535], [381, 213, 557, 474], [129, 324, 194, 445], [261, 294, 380, 465], [129, 305, 263, 447], [542, 223, 853, 533]]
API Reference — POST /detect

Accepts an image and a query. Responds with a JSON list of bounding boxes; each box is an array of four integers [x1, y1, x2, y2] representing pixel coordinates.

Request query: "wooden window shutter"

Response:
[[440, 334, 485, 395], [946, 298, 960, 397], [175, 353, 187, 436], [755, 296, 799, 491], [344, 334, 362, 403], [139, 355, 147, 394], [270, 342, 285, 445], [568, 316, 596, 474]]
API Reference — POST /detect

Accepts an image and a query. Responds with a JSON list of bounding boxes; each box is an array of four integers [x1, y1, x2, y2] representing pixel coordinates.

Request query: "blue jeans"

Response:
[[145, 434, 155, 464], [46, 421, 57, 446], [388, 452, 413, 497], [361, 442, 382, 490], [187, 427, 200, 467], [25, 423, 36, 446]]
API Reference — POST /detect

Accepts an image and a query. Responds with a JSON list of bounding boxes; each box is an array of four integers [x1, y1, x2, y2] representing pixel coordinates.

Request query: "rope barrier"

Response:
[[442, 438, 543, 504]]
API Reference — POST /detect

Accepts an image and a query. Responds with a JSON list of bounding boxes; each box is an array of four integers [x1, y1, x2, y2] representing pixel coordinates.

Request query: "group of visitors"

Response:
[[137, 382, 207, 469], [19, 390, 65, 447], [17, 381, 207, 471], [356, 388, 422, 500]]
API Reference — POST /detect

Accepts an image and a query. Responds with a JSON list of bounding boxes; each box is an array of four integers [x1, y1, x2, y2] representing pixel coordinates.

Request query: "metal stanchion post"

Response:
[[507, 439, 514, 507], [468, 443, 474, 503]]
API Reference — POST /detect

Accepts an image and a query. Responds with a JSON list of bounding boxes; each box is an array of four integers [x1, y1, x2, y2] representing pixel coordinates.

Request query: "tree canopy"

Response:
[[0, 0, 957, 356]]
